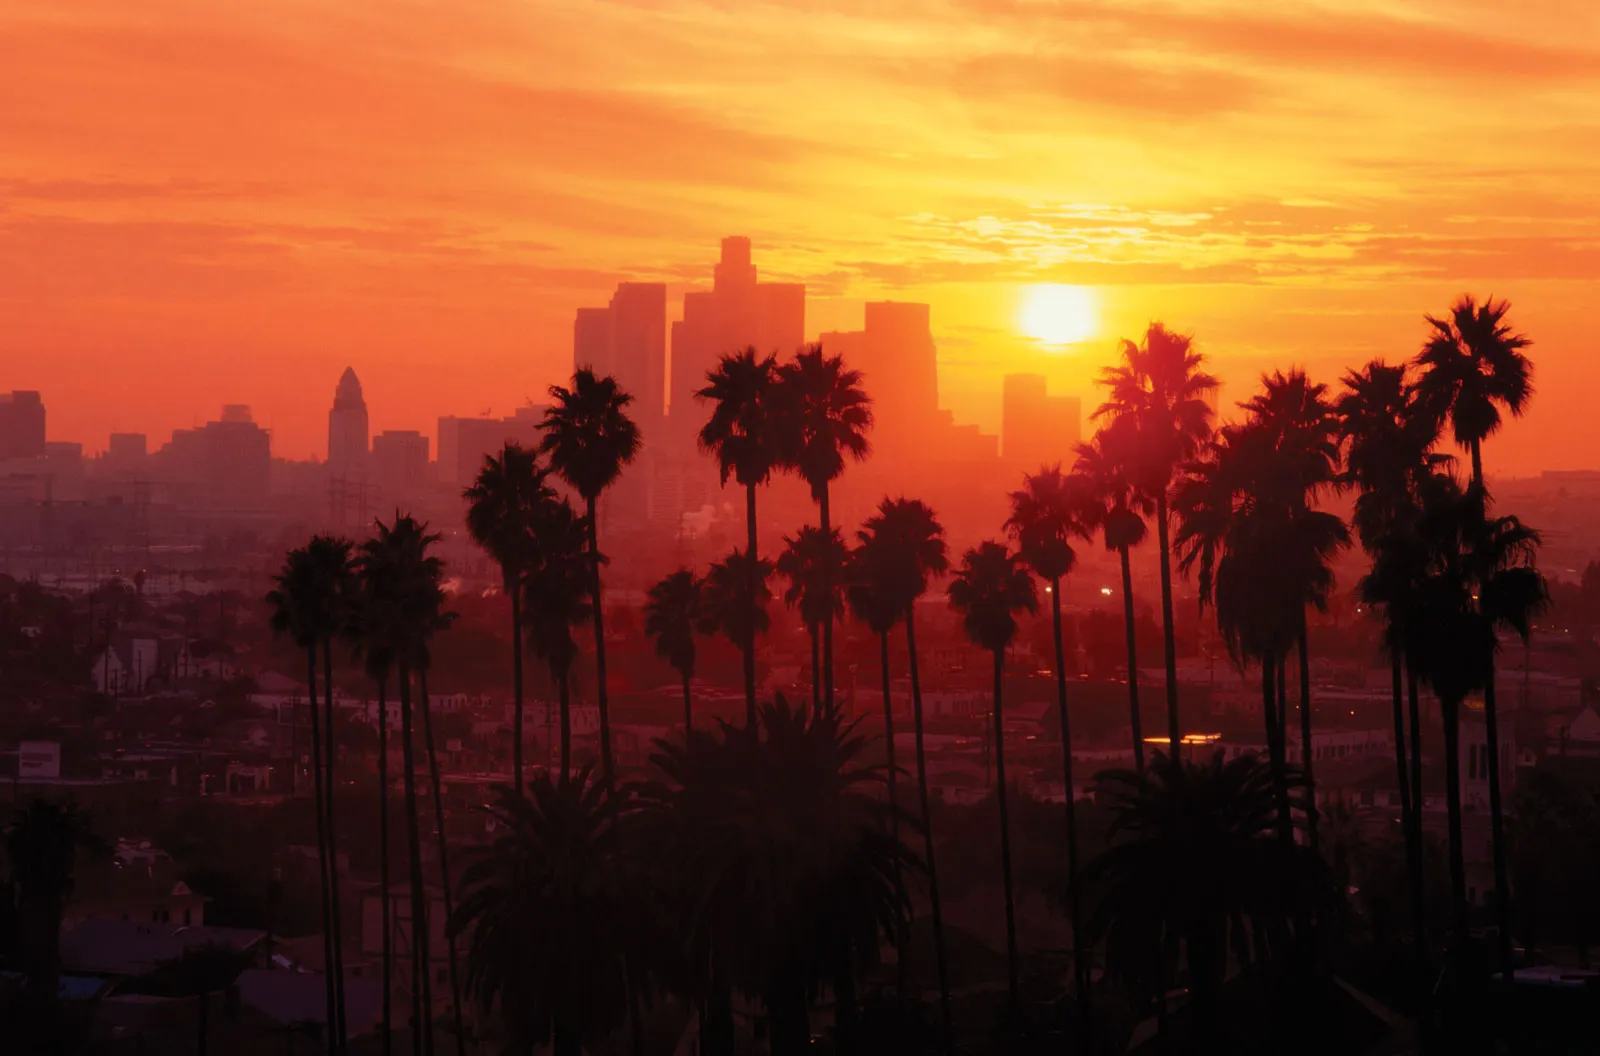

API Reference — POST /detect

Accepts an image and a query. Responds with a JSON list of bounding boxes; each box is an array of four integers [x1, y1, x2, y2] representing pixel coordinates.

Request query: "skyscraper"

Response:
[[819, 302, 939, 457], [573, 282, 668, 441], [203, 406, 271, 508], [0, 391, 46, 460], [371, 430, 430, 493], [1002, 373, 1081, 473], [327, 367, 369, 479]]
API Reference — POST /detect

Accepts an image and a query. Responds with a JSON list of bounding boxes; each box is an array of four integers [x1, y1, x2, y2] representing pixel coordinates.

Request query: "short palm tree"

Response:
[[948, 541, 1037, 1008], [1413, 294, 1531, 488], [644, 569, 704, 730], [464, 441, 557, 793], [1094, 323, 1217, 748], [855, 496, 952, 1041], [452, 770, 639, 1056], [522, 500, 594, 781], [696, 550, 773, 721], [776, 345, 873, 712], [1005, 463, 1094, 1007], [5, 799, 100, 1000], [697, 349, 782, 720], [775, 525, 849, 715], [1074, 421, 1154, 773], [542, 369, 643, 781], [1082, 752, 1332, 1046], [845, 541, 904, 830]]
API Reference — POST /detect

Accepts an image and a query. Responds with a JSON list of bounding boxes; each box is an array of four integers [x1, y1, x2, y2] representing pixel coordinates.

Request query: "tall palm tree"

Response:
[[315, 537, 358, 1052], [696, 550, 774, 722], [523, 500, 594, 781], [948, 541, 1038, 1008], [1413, 295, 1532, 488], [542, 370, 642, 781], [1004, 464, 1093, 1007], [697, 349, 782, 721], [1094, 323, 1218, 748], [855, 496, 952, 1045], [776, 345, 873, 712], [1081, 752, 1332, 1046], [464, 442, 557, 793], [4, 799, 100, 1001], [644, 569, 704, 730], [452, 770, 639, 1056], [268, 539, 350, 1052], [1074, 422, 1153, 774], [776, 525, 849, 715]]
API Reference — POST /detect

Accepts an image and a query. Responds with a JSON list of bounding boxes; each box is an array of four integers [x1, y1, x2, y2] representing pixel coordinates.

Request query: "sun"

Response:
[[1019, 284, 1098, 347]]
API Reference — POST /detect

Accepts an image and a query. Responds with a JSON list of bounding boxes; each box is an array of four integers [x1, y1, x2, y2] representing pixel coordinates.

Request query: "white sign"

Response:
[[19, 740, 60, 780]]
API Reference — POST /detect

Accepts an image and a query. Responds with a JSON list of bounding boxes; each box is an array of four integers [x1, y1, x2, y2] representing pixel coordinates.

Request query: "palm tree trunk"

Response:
[[585, 495, 614, 781], [378, 675, 393, 1056], [808, 623, 821, 717], [880, 629, 908, 1008], [1441, 694, 1470, 950], [1049, 581, 1088, 1022], [511, 585, 525, 795], [417, 671, 466, 1056], [767, 965, 810, 1056], [552, 1023, 581, 1056], [1390, 649, 1426, 976], [992, 648, 1020, 1009], [1276, 653, 1288, 756], [305, 645, 337, 1056], [323, 643, 348, 1053], [833, 943, 859, 1056], [1484, 666, 1514, 979], [681, 671, 693, 731], [398, 659, 432, 1056], [1118, 546, 1145, 775], [1262, 653, 1292, 842], [1297, 623, 1318, 852], [819, 484, 835, 715], [1471, 438, 1484, 491], [1154, 493, 1181, 747], [905, 609, 952, 1051], [743, 483, 759, 724], [558, 668, 572, 782]]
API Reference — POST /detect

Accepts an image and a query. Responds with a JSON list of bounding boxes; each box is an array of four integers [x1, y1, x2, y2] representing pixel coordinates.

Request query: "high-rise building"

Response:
[[573, 282, 668, 440], [668, 237, 806, 440], [327, 367, 369, 480], [1002, 374, 1081, 473], [819, 302, 939, 456], [372, 430, 430, 493], [103, 433, 149, 478], [0, 391, 46, 460], [437, 408, 545, 488], [193, 406, 272, 508]]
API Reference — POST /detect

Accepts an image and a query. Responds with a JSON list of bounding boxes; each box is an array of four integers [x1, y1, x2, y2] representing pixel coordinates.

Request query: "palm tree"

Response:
[[542, 370, 643, 781], [696, 550, 774, 724], [697, 349, 782, 721], [268, 539, 350, 1051], [1413, 295, 1532, 488], [1094, 323, 1218, 748], [464, 442, 557, 793], [1074, 421, 1154, 773], [523, 500, 594, 781], [647, 698, 917, 1056], [4, 798, 100, 1000], [855, 496, 952, 1044], [776, 345, 873, 712], [948, 541, 1038, 1008], [452, 770, 638, 1056], [1081, 752, 1332, 1046], [644, 569, 704, 730], [1004, 464, 1093, 1010], [775, 525, 849, 715]]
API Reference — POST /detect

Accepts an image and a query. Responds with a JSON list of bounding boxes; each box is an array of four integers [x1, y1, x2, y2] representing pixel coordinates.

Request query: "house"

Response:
[[66, 856, 209, 929]]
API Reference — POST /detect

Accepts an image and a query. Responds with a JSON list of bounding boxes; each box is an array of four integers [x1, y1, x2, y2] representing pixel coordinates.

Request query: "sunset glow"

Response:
[[1020, 285, 1099, 347]]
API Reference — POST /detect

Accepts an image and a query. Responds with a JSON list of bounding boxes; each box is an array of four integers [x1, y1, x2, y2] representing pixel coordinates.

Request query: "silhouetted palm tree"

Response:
[[647, 698, 917, 1056], [855, 496, 952, 1044], [1074, 421, 1153, 773], [1081, 752, 1332, 1046], [776, 525, 849, 714], [776, 345, 873, 712], [1003, 464, 1095, 1009], [644, 569, 704, 730], [1094, 323, 1217, 749], [523, 500, 594, 781], [452, 770, 638, 1056], [948, 541, 1038, 1008], [697, 349, 782, 721], [1414, 295, 1532, 487], [464, 442, 557, 793], [4, 799, 100, 1000], [697, 549, 772, 706], [542, 370, 642, 781], [268, 538, 352, 1050]]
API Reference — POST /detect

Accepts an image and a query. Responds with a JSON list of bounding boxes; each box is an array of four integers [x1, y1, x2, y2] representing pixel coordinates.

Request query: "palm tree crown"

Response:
[[644, 568, 703, 684], [774, 344, 873, 502], [776, 525, 849, 630], [1005, 464, 1090, 584], [540, 371, 642, 501], [947, 542, 1038, 655], [696, 349, 782, 489], [855, 498, 949, 611], [698, 549, 774, 644], [1093, 322, 1217, 493], [1413, 294, 1532, 481], [464, 442, 556, 588]]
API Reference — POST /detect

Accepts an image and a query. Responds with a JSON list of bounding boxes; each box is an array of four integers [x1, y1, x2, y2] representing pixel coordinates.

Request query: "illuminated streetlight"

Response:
[[1100, 587, 1113, 597]]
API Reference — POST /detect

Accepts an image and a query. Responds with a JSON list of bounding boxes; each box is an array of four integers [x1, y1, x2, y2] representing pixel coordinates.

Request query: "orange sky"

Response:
[[4, 0, 1598, 474]]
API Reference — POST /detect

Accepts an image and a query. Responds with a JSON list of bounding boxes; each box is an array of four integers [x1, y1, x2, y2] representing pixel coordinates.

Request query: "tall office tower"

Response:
[[574, 307, 612, 373], [437, 408, 545, 488], [574, 282, 668, 442], [668, 237, 807, 441], [371, 430, 430, 492], [202, 406, 272, 508], [327, 367, 369, 479], [103, 433, 149, 478], [0, 391, 46, 459], [820, 302, 939, 457], [1002, 374, 1082, 473]]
